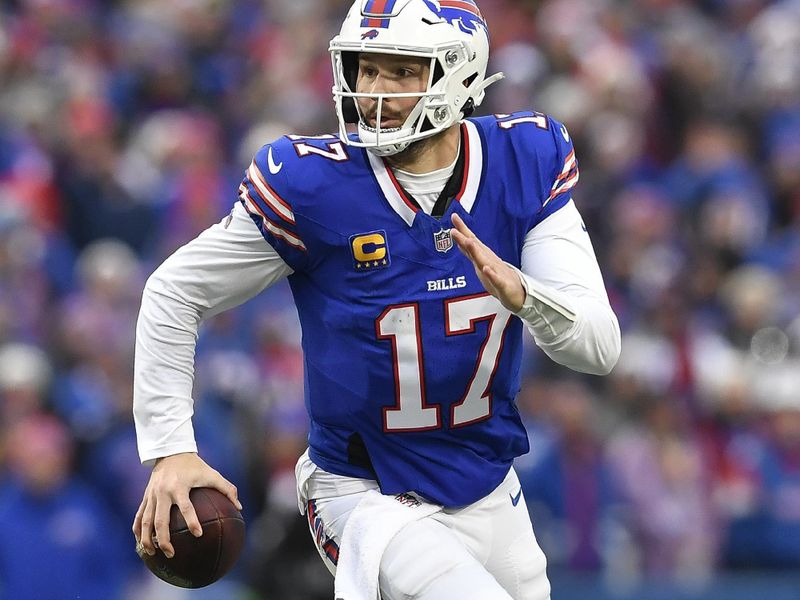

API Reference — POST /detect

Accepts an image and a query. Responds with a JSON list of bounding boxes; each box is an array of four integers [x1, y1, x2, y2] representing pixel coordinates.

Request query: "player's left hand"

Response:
[[451, 213, 525, 313]]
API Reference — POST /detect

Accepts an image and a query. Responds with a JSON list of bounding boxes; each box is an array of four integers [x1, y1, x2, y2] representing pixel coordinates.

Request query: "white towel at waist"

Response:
[[335, 489, 442, 600]]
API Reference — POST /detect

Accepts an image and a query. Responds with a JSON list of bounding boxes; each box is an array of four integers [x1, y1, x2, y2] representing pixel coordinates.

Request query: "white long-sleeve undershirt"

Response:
[[134, 200, 620, 464]]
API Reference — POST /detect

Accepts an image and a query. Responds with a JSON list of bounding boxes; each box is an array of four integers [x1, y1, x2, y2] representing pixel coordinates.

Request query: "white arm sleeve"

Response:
[[512, 200, 621, 375], [134, 202, 293, 464]]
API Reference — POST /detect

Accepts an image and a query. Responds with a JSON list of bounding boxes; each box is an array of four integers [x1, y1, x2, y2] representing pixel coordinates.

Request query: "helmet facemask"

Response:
[[331, 42, 481, 156], [330, 0, 502, 156]]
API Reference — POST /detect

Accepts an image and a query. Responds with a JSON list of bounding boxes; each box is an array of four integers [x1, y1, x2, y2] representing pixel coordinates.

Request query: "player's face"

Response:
[[356, 53, 430, 129]]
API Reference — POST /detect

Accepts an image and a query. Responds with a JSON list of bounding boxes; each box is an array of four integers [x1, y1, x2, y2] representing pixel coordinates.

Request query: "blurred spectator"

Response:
[[0, 413, 127, 600], [50, 239, 141, 441], [606, 395, 717, 584], [722, 364, 800, 568], [517, 380, 622, 572], [0, 342, 51, 427]]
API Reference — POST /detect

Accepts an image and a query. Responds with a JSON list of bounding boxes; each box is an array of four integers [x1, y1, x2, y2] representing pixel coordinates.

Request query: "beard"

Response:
[[383, 129, 441, 169]]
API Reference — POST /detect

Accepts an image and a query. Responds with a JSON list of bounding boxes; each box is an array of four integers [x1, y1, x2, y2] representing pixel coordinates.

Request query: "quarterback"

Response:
[[132, 0, 621, 598]]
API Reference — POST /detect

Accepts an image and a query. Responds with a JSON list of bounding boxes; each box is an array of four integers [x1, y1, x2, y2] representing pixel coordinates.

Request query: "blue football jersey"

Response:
[[238, 111, 579, 507]]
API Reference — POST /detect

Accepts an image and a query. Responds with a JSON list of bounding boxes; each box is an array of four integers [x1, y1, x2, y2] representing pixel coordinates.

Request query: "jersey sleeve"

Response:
[[491, 111, 580, 231], [238, 140, 309, 272], [539, 114, 579, 220]]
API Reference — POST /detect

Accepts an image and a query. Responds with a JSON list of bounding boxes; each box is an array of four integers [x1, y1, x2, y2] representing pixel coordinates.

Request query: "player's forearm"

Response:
[[133, 273, 202, 465], [513, 272, 620, 374], [517, 200, 621, 375], [132, 205, 294, 464]]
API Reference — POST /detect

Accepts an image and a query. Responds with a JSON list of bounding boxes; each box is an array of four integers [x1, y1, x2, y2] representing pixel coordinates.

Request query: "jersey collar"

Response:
[[367, 120, 484, 227]]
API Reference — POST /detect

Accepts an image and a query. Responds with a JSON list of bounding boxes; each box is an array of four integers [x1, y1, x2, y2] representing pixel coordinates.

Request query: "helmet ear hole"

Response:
[[461, 98, 475, 118], [460, 73, 479, 117], [431, 60, 444, 85]]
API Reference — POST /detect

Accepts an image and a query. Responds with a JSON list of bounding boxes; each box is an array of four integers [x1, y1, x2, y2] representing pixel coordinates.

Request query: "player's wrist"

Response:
[[154, 452, 199, 469], [501, 262, 530, 315], [502, 273, 525, 312]]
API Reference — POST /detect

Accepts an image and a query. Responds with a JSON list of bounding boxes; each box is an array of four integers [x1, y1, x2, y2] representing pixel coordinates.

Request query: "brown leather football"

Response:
[[137, 487, 245, 588]]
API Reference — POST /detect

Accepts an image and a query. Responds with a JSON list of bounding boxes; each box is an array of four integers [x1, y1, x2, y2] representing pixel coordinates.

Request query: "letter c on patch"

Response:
[[352, 233, 386, 262]]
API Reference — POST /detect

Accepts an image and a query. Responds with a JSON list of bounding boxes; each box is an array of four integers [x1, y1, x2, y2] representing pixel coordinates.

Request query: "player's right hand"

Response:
[[451, 213, 526, 312], [133, 452, 241, 559]]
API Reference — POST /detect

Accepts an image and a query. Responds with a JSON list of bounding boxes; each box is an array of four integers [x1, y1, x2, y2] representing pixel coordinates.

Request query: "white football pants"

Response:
[[298, 458, 551, 600]]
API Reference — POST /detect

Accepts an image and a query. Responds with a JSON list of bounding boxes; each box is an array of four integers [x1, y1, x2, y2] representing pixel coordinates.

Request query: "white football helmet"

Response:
[[329, 0, 504, 156]]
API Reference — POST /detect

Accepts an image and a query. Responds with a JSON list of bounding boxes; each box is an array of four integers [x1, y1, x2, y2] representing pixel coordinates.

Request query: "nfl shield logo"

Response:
[[434, 228, 453, 253]]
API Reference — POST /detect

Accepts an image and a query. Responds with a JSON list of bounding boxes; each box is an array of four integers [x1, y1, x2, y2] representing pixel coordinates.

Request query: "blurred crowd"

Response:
[[0, 0, 799, 598]]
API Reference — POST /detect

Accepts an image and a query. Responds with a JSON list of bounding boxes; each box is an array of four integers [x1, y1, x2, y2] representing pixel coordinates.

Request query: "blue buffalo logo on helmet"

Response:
[[422, 0, 486, 35]]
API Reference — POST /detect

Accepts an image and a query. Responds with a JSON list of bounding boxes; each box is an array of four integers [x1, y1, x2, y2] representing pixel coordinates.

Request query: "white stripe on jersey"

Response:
[[247, 161, 296, 224]]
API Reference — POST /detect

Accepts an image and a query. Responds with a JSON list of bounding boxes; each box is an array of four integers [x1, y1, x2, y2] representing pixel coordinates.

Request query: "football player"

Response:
[[132, 1, 621, 598]]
